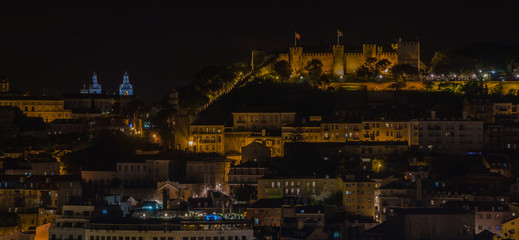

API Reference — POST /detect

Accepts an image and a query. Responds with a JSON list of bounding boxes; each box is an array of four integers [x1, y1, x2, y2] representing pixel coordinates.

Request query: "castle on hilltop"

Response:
[[254, 38, 420, 76]]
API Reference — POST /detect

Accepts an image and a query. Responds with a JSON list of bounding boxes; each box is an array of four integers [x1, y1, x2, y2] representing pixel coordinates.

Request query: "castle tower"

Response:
[[0, 75, 9, 93], [251, 50, 267, 70], [289, 47, 303, 76], [396, 39, 420, 69], [332, 45, 345, 75], [119, 71, 133, 96], [89, 72, 102, 94], [362, 44, 377, 61]]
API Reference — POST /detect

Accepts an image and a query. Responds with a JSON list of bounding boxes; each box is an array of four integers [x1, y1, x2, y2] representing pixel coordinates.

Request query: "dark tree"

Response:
[[315, 74, 331, 88], [305, 59, 324, 83], [356, 58, 391, 81], [430, 49, 477, 75], [461, 80, 485, 96], [389, 82, 406, 91], [375, 59, 392, 73], [423, 81, 435, 91], [391, 64, 418, 82], [273, 60, 291, 80]]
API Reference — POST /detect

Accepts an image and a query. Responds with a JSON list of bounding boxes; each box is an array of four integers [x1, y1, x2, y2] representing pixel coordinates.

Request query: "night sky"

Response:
[[1, 1, 518, 102]]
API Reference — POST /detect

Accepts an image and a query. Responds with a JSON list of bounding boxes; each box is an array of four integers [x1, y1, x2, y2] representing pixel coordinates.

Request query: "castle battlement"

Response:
[[263, 39, 419, 76], [303, 53, 332, 57], [399, 41, 419, 46]]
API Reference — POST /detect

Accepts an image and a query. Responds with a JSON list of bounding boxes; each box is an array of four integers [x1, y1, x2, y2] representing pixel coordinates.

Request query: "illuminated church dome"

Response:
[[119, 71, 133, 96], [88, 72, 102, 94]]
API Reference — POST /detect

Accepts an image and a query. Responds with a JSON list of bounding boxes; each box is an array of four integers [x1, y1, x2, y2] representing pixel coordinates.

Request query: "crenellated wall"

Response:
[[273, 41, 420, 76], [344, 53, 365, 74], [302, 53, 334, 74]]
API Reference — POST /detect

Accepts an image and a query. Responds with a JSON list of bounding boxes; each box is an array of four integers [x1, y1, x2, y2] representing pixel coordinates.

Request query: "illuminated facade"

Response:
[[232, 109, 296, 132], [343, 177, 375, 218], [257, 177, 341, 202], [189, 124, 225, 154], [190, 117, 484, 159], [0, 96, 72, 122], [186, 160, 231, 194], [119, 71, 133, 96], [245, 199, 283, 227]]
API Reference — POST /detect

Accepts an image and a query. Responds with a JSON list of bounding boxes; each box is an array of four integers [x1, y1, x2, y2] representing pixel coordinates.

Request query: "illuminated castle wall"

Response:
[[277, 40, 420, 76]]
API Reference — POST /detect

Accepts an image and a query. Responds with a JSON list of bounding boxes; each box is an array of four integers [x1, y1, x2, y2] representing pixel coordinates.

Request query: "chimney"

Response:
[[162, 188, 169, 210], [431, 111, 436, 120]]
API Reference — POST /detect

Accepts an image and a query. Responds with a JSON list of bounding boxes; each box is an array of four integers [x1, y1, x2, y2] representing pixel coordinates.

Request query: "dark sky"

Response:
[[1, 1, 518, 102]]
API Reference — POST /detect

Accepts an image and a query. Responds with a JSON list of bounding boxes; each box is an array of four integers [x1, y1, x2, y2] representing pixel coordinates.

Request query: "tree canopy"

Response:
[[391, 64, 418, 82], [305, 59, 324, 83], [273, 60, 291, 80], [356, 57, 392, 81]]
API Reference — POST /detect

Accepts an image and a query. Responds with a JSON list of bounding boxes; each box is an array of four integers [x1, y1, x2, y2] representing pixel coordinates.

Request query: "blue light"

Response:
[[102, 209, 108, 215], [435, 182, 439, 187], [129, 123, 133, 128], [205, 215, 220, 221]]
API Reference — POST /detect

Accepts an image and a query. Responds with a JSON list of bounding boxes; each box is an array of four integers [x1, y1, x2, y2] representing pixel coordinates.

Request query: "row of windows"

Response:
[[88, 236, 247, 240], [229, 168, 266, 175], [477, 213, 502, 219], [477, 225, 500, 231], [256, 217, 281, 224]]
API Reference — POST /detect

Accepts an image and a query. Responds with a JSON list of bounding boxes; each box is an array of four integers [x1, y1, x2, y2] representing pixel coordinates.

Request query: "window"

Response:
[[265, 217, 269, 222]]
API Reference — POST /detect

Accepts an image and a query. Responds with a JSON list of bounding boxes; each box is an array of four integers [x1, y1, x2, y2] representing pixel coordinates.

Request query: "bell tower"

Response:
[[89, 72, 102, 94], [119, 71, 134, 96]]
